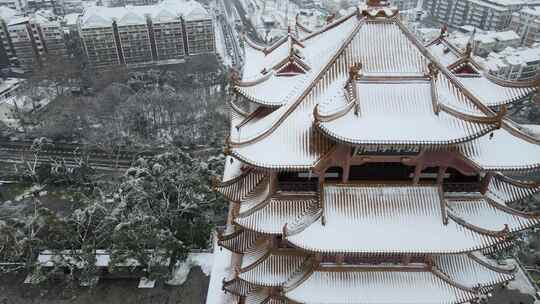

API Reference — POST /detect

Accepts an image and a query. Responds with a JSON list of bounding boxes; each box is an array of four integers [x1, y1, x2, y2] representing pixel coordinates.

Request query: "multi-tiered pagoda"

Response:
[[212, 2, 540, 303]]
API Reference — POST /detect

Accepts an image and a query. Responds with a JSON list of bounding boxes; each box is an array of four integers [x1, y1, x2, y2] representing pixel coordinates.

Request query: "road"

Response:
[[0, 141, 221, 173], [231, 0, 265, 44], [0, 141, 154, 172], [217, 0, 243, 66]]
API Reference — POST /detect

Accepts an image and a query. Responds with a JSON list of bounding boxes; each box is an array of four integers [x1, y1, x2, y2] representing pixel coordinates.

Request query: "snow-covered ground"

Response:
[[506, 259, 540, 299], [214, 13, 233, 67], [205, 234, 236, 304], [167, 252, 213, 286], [0, 86, 57, 129]]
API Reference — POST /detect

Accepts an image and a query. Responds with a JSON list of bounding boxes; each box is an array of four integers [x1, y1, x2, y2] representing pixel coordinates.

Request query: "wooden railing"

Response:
[[443, 182, 482, 193]]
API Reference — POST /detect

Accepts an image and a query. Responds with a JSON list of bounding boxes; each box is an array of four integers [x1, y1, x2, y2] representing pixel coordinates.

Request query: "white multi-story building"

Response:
[[510, 6, 540, 46], [0, 0, 26, 11], [0, 9, 67, 71], [423, 0, 530, 31], [390, 0, 420, 11], [449, 29, 521, 55], [79, 0, 215, 69], [101, 0, 159, 7], [480, 45, 540, 79]]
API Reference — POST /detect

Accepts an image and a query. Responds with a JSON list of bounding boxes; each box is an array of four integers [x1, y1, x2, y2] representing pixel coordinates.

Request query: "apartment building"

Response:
[[0, 10, 67, 71], [390, 0, 420, 11], [26, 0, 62, 15], [481, 45, 540, 79], [0, 6, 17, 67], [447, 29, 521, 55], [423, 0, 529, 31], [0, 0, 27, 11], [101, 0, 159, 7], [79, 0, 215, 68], [510, 6, 540, 45]]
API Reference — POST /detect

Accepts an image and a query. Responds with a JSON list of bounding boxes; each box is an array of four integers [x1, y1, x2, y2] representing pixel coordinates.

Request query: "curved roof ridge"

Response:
[[430, 266, 479, 294], [502, 119, 540, 145], [493, 172, 540, 189], [484, 72, 538, 88], [240, 239, 272, 270], [438, 103, 505, 125], [283, 208, 322, 238], [429, 36, 537, 104], [239, 248, 272, 273], [485, 196, 540, 221], [217, 227, 264, 254], [432, 253, 514, 292], [243, 33, 268, 52], [222, 275, 257, 296], [447, 210, 510, 238], [212, 167, 253, 188], [229, 19, 364, 148], [228, 97, 251, 117], [236, 186, 275, 218], [295, 15, 313, 35], [264, 33, 304, 57], [313, 96, 355, 123], [238, 250, 312, 288], [301, 9, 359, 42], [213, 169, 267, 203], [235, 70, 275, 88], [394, 18, 499, 117], [236, 194, 320, 235], [467, 252, 516, 275], [282, 260, 317, 293]]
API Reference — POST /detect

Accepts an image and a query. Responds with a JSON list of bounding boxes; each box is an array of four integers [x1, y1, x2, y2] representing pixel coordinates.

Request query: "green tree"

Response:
[[110, 150, 221, 280]]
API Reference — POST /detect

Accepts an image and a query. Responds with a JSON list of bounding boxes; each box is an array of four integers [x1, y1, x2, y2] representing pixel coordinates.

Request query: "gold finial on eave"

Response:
[[223, 136, 231, 155], [495, 104, 507, 128], [428, 62, 439, 79], [325, 13, 336, 24], [535, 72, 540, 104], [349, 63, 362, 81], [440, 24, 448, 38], [228, 67, 240, 86]]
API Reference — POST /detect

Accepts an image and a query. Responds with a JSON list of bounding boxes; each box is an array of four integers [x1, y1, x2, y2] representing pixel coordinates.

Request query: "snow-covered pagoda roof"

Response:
[[425, 34, 537, 107], [284, 184, 508, 254], [227, 6, 540, 171], [224, 248, 513, 304], [457, 122, 540, 172]]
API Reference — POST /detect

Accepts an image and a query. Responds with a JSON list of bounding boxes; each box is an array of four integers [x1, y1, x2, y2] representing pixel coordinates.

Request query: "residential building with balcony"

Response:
[[78, 0, 215, 68], [423, 0, 531, 31], [0, 10, 67, 71], [510, 6, 540, 46]]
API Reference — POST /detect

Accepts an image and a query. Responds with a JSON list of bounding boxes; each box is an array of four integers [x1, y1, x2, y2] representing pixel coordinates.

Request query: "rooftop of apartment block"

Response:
[[80, 0, 210, 29]]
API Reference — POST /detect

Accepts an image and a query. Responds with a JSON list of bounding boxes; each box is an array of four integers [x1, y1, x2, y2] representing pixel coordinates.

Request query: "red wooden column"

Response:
[[342, 147, 352, 183], [480, 172, 495, 195], [413, 160, 425, 185], [436, 166, 448, 185]]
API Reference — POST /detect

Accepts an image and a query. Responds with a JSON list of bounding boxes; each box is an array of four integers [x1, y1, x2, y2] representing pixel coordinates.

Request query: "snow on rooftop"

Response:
[[496, 30, 520, 41], [63, 13, 80, 26], [0, 6, 17, 22], [80, 0, 210, 28], [206, 234, 235, 304], [522, 6, 540, 16]]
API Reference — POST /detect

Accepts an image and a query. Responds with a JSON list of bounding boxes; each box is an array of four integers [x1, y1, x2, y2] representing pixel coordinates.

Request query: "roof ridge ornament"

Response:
[[229, 67, 240, 87], [440, 24, 448, 39], [347, 63, 362, 116], [464, 29, 476, 59], [428, 62, 439, 79]]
